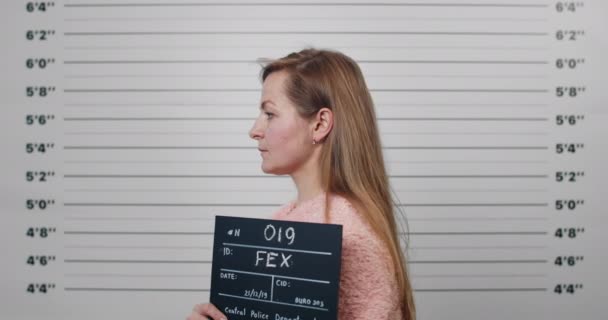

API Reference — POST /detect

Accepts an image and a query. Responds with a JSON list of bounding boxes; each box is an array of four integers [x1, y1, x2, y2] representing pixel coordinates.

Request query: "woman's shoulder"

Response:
[[270, 199, 297, 220], [327, 193, 376, 239], [269, 192, 325, 222]]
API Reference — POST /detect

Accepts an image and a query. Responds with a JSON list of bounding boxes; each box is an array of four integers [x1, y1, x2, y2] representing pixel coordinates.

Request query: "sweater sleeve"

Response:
[[337, 231, 403, 320]]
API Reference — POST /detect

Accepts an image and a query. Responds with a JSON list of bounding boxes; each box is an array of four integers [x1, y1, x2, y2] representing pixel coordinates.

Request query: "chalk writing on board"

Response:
[[210, 216, 343, 320]]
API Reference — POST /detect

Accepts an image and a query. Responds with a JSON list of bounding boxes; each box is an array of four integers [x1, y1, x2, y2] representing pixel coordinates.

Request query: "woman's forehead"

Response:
[[262, 71, 288, 94], [261, 74, 292, 109]]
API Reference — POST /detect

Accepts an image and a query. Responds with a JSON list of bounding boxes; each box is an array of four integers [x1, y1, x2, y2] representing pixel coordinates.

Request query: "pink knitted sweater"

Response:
[[271, 192, 404, 320]]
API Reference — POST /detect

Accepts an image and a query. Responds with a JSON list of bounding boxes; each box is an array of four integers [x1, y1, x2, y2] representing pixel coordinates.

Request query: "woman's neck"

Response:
[[290, 166, 324, 206]]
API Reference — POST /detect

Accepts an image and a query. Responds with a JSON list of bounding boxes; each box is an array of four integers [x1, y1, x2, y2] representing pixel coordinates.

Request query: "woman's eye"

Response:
[[265, 112, 274, 119]]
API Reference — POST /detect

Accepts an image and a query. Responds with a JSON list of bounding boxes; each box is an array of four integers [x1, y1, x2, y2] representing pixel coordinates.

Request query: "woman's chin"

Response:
[[261, 163, 274, 174], [261, 163, 288, 175]]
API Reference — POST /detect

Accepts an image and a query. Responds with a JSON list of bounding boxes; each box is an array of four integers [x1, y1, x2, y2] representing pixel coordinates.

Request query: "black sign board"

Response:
[[210, 215, 343, 320]]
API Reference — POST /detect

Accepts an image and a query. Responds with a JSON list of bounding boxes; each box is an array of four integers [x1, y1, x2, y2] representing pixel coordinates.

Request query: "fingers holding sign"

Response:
[[187, 303, 227, 320]]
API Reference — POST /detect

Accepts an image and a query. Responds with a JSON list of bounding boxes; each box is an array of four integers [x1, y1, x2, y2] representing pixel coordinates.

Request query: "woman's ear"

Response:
[[312, 107, 334, 143]]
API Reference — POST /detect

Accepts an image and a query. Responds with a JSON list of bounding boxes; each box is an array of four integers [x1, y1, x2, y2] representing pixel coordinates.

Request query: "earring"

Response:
[[312, 139, 317, 145]]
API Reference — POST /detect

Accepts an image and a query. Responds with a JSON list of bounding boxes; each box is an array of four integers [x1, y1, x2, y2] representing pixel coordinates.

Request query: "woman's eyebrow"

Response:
[[260, 100, 276, 110]]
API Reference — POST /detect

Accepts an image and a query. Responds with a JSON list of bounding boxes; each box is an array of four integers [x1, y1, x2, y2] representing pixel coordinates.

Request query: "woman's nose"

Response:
[[249, 117, 264, 140]]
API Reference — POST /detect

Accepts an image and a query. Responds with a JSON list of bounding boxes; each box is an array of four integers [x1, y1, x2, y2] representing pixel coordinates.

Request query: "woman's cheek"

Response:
[[267, 125, 291, 147]]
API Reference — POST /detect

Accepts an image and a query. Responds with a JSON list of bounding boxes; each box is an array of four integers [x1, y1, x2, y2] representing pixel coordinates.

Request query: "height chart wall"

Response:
[[1, 1, 606, 319]]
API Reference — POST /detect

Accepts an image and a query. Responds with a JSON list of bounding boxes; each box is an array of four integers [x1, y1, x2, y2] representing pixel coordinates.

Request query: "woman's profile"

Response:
[[188, 48, 416, 320]]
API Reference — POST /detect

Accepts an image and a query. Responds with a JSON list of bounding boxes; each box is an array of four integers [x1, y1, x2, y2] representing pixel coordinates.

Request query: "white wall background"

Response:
[[1, 0, 606, 319]]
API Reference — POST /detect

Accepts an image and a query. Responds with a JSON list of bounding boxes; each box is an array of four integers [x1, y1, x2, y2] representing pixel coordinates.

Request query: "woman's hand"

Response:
[[186, 303, 227, 320]]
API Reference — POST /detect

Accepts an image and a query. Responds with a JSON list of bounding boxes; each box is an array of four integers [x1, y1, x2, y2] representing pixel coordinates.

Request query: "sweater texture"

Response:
[[271, 192, 404, 320]]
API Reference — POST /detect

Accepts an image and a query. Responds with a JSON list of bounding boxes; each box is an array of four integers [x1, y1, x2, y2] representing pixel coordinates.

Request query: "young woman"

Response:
[[188, 48, 416, 320]]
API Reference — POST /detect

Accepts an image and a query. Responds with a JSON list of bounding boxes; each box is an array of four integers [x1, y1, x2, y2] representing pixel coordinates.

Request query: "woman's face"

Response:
[[249, 70, 315, 175]]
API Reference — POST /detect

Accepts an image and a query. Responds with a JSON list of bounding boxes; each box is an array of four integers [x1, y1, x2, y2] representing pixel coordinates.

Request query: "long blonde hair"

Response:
[[259, 48, 415, 319]]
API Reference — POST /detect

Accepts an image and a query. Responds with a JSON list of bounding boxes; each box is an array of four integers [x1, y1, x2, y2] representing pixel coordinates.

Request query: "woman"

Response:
[[188, 48, 416, 320]]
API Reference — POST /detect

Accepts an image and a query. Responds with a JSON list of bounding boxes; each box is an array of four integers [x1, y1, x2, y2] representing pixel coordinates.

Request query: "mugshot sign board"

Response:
[[210, 216, 343, 320]]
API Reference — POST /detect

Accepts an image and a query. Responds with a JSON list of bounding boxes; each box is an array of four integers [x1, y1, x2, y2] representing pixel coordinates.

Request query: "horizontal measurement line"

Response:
[[65, 216, 213, 220], [62, 102, 548, 107], [410, 260, 547, 264], [65, 216, 213, 221], [380, 117, 549, 121], [394, 160, 549, 163], [63, 216, 547, 222], [65, 287, 209, 292], [382, 133, 549, 136], [62, 45, 550, 50], [63, 174, 549, 178], [373, 75, 549, 79], [64, 3, 549, 8], [63, 18, 549, 24], [64, 103, 248, 106], [63, 203, 280, 207], [63, 31, 548, 36], [64, 231, 213, 235], [65, 244, 546, 251], [415, 288, 547, 292], [64, 146, 256, 150], [397, 188, 549, 192], [65, 189, 289, 193], [64, 88, 258, 92], [62, 117, 549, 121], [63, 59, 548, 64], [64, 160, 261, 163], [64, 74, 549, 80], [391, 175, 548, 177], [410, 246, 547, 249], [412, 274, 547, 278], [64, 117, 254, 120], [65, 259, 211, 263], [65, 217, 548, 223], [403, 232, 547, 235], [63, 188, 547, 193], [63, 88, 548, 93], [65, 273, 208, 278], [63, 131, 549, 136], [64, 174, 279, 178], [65, 245, 210, 249], [409, 217, 548, 221], [64, 74, 249, 78], [62, 202, 548, 207], [376, 87, 548, 92], [61, 160, 549, 164], [62, 146, 549, 150], [398, 203, 548, 207]]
